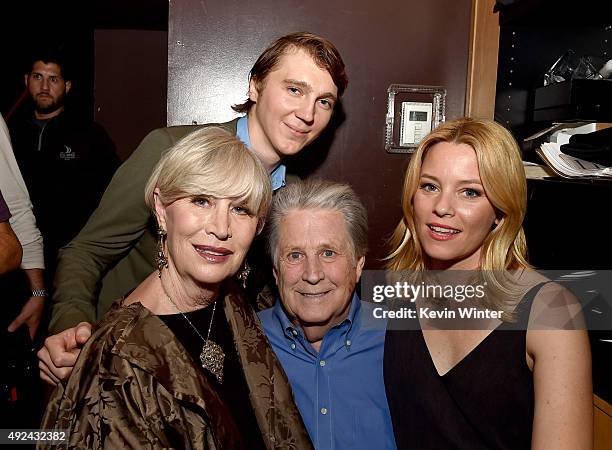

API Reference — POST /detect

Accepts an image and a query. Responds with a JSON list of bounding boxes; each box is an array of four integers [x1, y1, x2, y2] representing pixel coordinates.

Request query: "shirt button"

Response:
[[346, 339, 352, 347], [292, 329, 298, 336], [290, 343, 296, 350], [320, 407, 328, 415], [319, 360, 326, 367]]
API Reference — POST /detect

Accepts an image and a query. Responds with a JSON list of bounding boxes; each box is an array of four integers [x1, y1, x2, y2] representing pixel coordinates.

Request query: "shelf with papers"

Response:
[[536, 142, 612, 179]]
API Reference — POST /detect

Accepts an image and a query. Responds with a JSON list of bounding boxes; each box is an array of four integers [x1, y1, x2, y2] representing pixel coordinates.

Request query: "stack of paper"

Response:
[[537, 143, 612, 179]]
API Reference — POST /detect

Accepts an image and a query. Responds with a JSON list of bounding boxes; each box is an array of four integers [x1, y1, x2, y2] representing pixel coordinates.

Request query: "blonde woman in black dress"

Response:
[[384, 118, 592, 449]]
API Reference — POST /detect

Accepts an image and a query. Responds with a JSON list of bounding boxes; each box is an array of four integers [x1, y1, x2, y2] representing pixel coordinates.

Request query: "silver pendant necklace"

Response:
[[166, 295, 225, 384]]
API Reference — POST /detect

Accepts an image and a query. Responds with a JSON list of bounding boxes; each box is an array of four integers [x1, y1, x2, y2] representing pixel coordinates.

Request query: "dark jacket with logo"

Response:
[[8, 110, 120, 271]]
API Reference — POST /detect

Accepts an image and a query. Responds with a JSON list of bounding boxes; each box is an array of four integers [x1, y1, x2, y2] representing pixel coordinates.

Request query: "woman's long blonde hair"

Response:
[[386, 118, 530, 318]]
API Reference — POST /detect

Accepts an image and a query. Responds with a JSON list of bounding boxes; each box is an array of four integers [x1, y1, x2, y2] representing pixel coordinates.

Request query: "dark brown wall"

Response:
[[94, 29, 168, 161], [168, 0, 472, 268]]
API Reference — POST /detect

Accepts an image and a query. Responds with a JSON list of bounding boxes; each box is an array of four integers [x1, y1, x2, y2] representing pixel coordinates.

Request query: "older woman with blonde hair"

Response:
[[40, 127, 312, 449], [384, 118, 592, 449]]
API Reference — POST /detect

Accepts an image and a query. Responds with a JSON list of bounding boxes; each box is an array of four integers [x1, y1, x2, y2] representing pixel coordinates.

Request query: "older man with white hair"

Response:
[[259, 179, 396, 450]]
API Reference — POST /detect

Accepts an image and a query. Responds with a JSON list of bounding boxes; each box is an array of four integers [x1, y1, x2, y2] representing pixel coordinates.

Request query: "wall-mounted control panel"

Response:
[[400, 102, 433, 146]]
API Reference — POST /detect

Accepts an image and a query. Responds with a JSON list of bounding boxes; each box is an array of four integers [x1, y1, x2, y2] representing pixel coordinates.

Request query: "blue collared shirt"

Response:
[[258, 295, 396, 450], [236, 116, 286, 191]]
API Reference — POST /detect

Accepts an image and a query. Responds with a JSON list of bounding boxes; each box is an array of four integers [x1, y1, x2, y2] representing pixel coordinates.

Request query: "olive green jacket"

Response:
[[40, 283, 313, 450], [50, 120, 238, 333]]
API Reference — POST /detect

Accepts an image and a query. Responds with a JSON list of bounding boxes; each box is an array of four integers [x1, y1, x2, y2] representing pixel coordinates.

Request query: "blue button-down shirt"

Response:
[[258, 294, 396, 450], [236, 116, 286, 191]]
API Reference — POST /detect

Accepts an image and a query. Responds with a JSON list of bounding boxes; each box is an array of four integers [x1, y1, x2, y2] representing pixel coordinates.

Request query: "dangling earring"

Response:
[[237, 260, 250, 288], [156, 228, 169, 277]]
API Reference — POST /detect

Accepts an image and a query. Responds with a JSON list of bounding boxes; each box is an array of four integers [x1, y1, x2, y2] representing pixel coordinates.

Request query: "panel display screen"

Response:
[[409, 111, 428, 121]]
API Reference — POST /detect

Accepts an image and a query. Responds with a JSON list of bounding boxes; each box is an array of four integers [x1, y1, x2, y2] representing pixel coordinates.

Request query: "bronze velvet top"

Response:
[[40, 282, 312, 450], [159, 298, 266, 449]]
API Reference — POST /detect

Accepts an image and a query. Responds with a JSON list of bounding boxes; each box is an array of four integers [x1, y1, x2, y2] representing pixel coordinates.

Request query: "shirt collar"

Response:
[[236, 115, 251, 147], [237, 115, 286, 191], [269, 164, 287, 191]]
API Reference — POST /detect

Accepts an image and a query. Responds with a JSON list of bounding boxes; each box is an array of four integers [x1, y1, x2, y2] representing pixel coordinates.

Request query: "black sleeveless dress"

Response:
[[384, 284, 544, 450]]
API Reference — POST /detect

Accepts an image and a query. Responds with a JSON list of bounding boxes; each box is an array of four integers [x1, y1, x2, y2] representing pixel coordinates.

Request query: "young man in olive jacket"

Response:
[[39, 32, 348, 386]]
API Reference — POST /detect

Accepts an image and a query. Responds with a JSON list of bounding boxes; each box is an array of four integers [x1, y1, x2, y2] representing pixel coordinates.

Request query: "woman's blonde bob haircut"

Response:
[[387, 117, 529, 273], [144, 127, 272, 228]]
